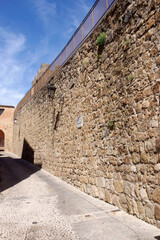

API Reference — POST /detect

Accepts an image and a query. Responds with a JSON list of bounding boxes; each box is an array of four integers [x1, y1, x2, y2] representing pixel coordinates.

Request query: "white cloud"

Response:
[[11, 93, 25, 100], [0, 26, 58, 107], [0, 88, 24, 106], [0, 0, 94, 108], [0, 27, 26, 79], [0, 27, 25, 57], [77, 0, 91, 13], [0, 28, 27, 106], [32, 0, 56, 27], [1, 88, 7, 95]]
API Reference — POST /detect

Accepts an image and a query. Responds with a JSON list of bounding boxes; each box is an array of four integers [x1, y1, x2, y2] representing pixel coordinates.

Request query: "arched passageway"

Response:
[[0, 130, 5, 149]]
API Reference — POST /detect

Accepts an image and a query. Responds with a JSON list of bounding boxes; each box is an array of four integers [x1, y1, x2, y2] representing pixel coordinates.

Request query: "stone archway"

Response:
[[0, 130, 5, 150]]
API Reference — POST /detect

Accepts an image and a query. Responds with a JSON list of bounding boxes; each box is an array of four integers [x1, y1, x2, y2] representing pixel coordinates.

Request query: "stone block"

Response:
[[124, 156, 131, 165], [131, 165, 136, 173], [98, 187, 105, 200], [155, 204, 160, 220], [137, 201, 145, 216], [80, 183, 87, 193], [145, 202, 154, 219], [154, 164, 160, 172], [88, 177, 95, 185], [143, 86, 152, 97], [142, 99, 149, 109], [105, 179, 114, 191], [152, 188, 160, 204], [132, 199, 139, 216], [132, 153, 140, 164], [82, 176, 88, 184], [158, 173, 160, 185], [156, 139, 160, 152], [113, 180, 124, 193], [119, 194, 128, 211], [91, 185, 98, 198], [156, 56, 160, 66], [112, 194, 120, 208], [126, 198, 135, 214], [135, 183, 140, 197], [135, 93, 143, 102], [140, 152, 148, 163], [147, 16, 155, 29], [96, 177, 105, 188], [105, 189, 112, 204], [150, 119, 159, 128], [152, 82, 159, 94], [139, 188, 148, 200], [150, 45, 158, 56], [145, 139, 155, 152], [124, 182, 135, 196]]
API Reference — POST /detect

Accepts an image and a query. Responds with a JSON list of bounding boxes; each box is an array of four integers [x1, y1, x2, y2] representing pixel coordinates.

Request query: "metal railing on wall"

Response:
[[15, 0, 117, 114]]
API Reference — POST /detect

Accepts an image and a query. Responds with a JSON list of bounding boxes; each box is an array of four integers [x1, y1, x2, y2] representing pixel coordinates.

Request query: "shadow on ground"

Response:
[[0, 151, 41, 192], [22, 139, 34, 164], [21, 138, 42, 168]]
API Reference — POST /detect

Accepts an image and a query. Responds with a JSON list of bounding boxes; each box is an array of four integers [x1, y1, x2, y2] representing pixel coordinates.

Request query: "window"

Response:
[[0, 109, 4, 116]]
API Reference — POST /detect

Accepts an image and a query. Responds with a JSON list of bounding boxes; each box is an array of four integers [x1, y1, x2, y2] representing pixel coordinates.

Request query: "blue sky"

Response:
[[0, 0, 95, 107]]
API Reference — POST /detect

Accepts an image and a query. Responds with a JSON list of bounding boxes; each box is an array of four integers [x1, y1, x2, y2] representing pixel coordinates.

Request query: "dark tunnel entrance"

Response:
[[0, 130, 5, 150]]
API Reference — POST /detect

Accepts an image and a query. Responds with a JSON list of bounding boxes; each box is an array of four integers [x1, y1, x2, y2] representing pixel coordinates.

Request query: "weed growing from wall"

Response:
[[97, 32, 106, 47]]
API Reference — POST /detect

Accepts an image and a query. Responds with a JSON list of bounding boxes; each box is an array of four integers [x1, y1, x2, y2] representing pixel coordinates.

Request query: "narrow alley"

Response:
[[0, 152, 160, 240]]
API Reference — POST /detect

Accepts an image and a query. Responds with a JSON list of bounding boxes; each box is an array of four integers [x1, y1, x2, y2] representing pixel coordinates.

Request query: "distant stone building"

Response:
[[32, 63, 50, 86], [0, 106, 15, 152]]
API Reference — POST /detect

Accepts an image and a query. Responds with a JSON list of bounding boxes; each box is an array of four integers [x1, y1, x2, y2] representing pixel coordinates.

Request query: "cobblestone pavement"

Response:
[[0, 152, 160, 240]]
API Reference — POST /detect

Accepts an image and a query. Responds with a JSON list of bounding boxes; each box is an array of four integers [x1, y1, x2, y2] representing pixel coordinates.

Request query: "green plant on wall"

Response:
[[97, 54, 102, 60], [129, 74, 134, 80], [98, 87, 101, 92], [105, 104, 108, 111], [82, 59, 89, 72], [124, 38, 130, 46], [108, 120, 115, 130], [121, 65, 124, 70], [82, 60, 89, 67], [97, 32, 106, 47]]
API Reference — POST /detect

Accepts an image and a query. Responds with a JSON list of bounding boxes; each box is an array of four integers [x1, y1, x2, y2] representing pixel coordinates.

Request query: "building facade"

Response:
[[0, 106, 15, 152]]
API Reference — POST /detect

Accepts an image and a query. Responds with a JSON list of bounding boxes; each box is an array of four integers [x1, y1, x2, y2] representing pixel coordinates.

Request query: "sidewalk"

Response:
[[0, 152, 160, 240], [36, 169, 160, 240]]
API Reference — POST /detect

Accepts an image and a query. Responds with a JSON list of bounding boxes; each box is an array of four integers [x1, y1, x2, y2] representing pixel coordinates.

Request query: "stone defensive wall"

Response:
[[13, 0, 160, 227]]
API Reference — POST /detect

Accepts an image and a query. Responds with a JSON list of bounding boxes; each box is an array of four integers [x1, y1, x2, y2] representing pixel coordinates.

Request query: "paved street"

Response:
[[0, 152, 160, 240]]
